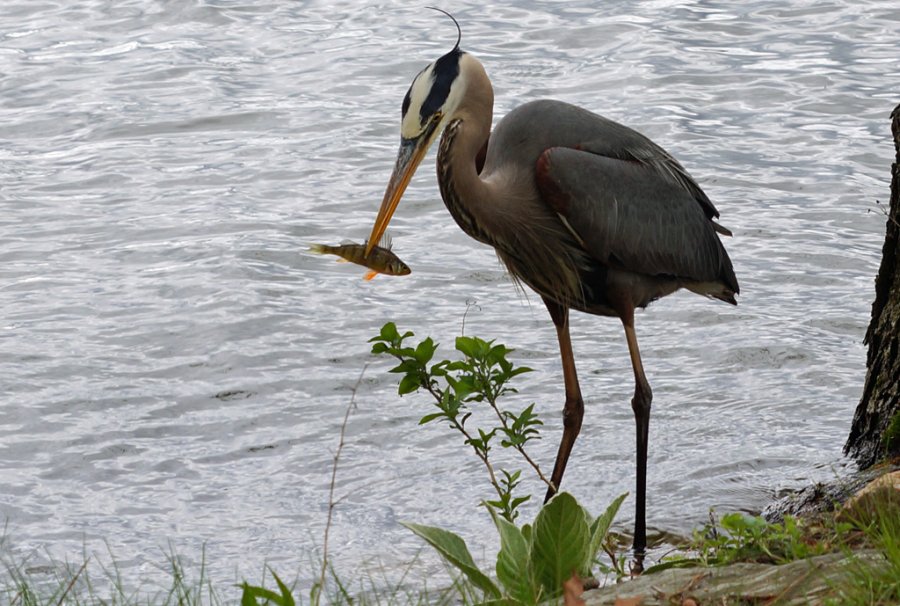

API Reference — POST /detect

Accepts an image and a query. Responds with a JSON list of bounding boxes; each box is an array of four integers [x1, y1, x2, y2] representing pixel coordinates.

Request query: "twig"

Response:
[[316, 363, 367, 606], [57, 558, 89, 606], [602, 542, 618, 571], [461, 298, 480, 336], [708, 509, 720, 541], [868, 200, 900, 227], [413, 367, 505, 498], [485, 398, 556, 492]]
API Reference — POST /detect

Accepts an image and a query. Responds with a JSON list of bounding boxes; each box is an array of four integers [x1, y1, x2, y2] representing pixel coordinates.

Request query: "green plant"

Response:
[[654, 511, 848, 571], [402, 492, 626, 605], [240, 570, 296, 606], [238, 561, 476, 606], [370, 322, 551, 522], [0, 543, 224, 605], [368, 323, 630, 603], [826, 494, 900, 605]]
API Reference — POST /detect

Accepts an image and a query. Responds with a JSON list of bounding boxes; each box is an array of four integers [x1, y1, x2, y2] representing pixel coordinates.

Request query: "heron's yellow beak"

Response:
[[366, 126, 437, 256]]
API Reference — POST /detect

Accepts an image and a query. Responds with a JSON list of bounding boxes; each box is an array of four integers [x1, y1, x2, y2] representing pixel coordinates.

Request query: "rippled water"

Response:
[[1, 0, 897, 594]]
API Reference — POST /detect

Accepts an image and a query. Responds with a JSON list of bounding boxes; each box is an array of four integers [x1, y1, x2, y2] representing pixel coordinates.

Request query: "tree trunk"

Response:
[[844, 103, 900, 468]]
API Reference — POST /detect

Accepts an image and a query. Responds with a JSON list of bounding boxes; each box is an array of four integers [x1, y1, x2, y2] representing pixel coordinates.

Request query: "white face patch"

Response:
[[399, 51, 472, 141], [400, 65, 437, 139]]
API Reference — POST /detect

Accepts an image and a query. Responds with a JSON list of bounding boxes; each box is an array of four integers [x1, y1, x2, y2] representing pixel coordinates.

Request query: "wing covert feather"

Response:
[[536, 146, 736, 288]]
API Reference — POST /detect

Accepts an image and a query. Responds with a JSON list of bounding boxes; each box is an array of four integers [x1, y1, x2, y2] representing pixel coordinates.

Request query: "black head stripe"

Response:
[[420, 48, 463, 123], [402, 66, 429, 120], [401, 85, 412, 118]]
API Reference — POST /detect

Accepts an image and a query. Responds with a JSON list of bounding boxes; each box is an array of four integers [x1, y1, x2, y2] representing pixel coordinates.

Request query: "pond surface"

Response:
[[1, 0, 897, 594]]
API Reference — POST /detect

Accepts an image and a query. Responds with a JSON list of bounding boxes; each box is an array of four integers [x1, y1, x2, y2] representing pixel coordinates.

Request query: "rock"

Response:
[[836, 470, 900, 526], [582, 551, 884, 606], [763, 465, 895, 524]]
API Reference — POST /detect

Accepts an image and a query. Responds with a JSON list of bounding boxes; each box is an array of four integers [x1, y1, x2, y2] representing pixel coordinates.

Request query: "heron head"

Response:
[[400, 47, 467, 142], [366, 41, 473, 255]]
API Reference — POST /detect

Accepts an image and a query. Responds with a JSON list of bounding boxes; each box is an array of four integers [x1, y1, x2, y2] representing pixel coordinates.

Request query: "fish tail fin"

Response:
[[310, 243, 348, 261], [363, 270, 378, 281]]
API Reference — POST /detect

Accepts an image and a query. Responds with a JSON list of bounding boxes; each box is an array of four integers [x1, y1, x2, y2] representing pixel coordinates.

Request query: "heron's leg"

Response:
[[621, 308, 652, 573], [542, 299, 583, 504]]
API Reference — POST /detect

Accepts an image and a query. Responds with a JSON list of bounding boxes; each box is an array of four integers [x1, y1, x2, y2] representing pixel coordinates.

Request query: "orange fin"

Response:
[[363, 270, 378, 281], [335, 258, 350, 263]]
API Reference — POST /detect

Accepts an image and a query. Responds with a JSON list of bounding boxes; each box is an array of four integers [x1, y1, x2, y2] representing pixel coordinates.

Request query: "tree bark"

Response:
[[844, 103, 900, 468]]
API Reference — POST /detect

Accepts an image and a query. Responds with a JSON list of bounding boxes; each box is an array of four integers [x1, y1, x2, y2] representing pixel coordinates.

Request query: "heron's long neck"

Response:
[[436, 96, 497, 246]]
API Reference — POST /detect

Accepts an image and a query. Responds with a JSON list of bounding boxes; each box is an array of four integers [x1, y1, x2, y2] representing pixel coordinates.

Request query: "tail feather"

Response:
[[712, 222, 733, 237], [685, 280, 739, 306]]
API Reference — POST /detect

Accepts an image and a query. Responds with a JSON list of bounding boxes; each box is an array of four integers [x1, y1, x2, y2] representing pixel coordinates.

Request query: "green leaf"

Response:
[[498, 356, 513, 375], [588, 492, 627, 567], [720, 512, 749, 532], [445, 360, 470, 372], [530, 492, 591, 598], [272, 571, 296, 606], [488, 508, 538, 605], [380, 322, 399, 342], [397, 346, 417, 358], [401, 522, 501, 598], [487, 343, 511, 366], [453, 376, 477, 401], [440, 391, 464, 418], [418, 412, 444, 425], [455, 336, 481, 359], [414, 337, 438, 364], [388, 359, 420, 375], [239, 580, 290, 606], [429, 361, 448, 377], [511, 495, 531, 510], [521, 523, 532, 545], [500, 434, 524, 448], [398, 373, 421, 395], [239, 583, 271, 606], [370, 341, 388, 355]]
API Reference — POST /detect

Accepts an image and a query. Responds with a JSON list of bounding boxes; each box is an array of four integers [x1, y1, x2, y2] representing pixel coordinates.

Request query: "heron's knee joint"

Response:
[[631, 384, 652, 416], [562, 397, 584, 431]]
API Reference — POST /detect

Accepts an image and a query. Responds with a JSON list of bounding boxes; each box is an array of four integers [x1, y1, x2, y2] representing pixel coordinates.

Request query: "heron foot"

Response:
[[630, 551, 645, 576]]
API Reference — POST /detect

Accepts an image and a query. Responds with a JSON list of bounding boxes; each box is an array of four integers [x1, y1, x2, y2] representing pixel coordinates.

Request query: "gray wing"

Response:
[[535, 145, 739, 292], [490, 100, 724, 222]]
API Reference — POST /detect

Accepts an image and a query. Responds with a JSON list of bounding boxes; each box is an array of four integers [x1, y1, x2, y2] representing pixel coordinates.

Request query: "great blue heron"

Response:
[[366, 21, 739, 569]]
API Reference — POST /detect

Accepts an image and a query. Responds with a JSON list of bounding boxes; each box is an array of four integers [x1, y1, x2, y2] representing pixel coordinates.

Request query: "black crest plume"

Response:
[[426, 7, 461, 51], [410, 8, 464, 123]]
